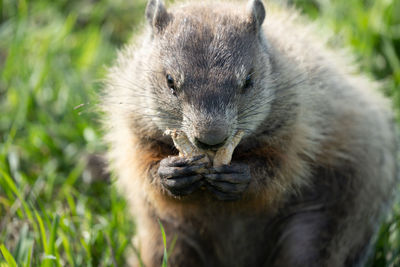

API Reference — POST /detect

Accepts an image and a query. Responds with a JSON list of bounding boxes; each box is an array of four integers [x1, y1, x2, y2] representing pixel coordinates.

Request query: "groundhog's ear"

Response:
[[146, 0, 170, 32], [246, 0, 266, 31]]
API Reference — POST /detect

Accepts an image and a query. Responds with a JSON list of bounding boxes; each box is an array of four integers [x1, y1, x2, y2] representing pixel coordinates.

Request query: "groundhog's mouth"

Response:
[[193, 137, 228, 151], [165, 129, 244, 167]]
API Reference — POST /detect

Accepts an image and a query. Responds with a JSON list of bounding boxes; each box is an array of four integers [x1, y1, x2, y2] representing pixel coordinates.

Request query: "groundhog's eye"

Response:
[[242, 73, 254, 93], [166, 74, 177, 96]]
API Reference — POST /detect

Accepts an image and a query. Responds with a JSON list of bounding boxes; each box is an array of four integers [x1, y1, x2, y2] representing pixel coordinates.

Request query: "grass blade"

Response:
[[0, 244, 17, 267], [158, 220, 168, 267], [34, 211, 48, 254]]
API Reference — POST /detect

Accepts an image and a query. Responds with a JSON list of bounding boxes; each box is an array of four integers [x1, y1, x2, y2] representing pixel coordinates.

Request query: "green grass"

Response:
[[0, 0, 399, 266]]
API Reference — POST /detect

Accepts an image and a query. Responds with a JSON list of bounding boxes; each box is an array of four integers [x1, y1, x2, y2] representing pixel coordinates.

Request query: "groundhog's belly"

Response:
[[159, 208, 275, 267]]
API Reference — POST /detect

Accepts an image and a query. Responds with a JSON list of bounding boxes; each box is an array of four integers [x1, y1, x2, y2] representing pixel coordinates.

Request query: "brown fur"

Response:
[[102, 0, 399, 266]]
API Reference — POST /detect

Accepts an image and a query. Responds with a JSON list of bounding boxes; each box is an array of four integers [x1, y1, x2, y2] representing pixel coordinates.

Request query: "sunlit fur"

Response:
[[102, 0, 398, 266]]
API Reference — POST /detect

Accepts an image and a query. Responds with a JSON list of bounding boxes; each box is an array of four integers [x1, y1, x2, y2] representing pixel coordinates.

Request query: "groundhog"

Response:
[[102, 0, 399, 266]]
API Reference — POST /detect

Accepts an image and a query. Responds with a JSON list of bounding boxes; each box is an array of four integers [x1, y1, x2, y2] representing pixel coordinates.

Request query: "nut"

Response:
[[165, 129, 244, 167]]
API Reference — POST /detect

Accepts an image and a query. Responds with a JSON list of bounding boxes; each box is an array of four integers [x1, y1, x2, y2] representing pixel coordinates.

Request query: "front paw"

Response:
[[158, 155, 209, 197], [204, 163, 251, 201]]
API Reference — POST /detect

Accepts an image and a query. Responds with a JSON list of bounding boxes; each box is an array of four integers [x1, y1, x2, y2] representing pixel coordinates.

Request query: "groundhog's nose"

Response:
[[194, 129, 228, 150]]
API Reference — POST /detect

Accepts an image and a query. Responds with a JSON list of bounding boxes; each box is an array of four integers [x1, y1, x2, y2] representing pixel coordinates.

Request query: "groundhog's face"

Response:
[[146, 0, 273, 149]]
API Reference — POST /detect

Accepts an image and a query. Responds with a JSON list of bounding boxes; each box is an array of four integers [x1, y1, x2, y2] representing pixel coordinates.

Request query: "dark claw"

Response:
[[158, 155, 209, 197], [206, 172, 250, 184], [210, 163, 250, 175], [204, 163, 251, 201], [162, 174, 203, 189], [162, 175, 203, 196], [160, 154, 206, 167], [159, 162, 209, 179]]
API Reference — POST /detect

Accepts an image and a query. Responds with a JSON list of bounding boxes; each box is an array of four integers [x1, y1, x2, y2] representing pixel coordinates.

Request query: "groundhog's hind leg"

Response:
[[268, 212, 333, 266], [269, 212, 374, 267], [267, 167, 379, 267]]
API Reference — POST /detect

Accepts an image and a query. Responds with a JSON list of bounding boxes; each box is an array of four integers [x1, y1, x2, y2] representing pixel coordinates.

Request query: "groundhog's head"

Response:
[[145, 0, 274, 150]]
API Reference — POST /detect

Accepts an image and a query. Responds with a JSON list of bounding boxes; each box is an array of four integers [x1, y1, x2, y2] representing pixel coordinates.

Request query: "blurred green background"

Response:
[[0, 0, 399, 266]]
